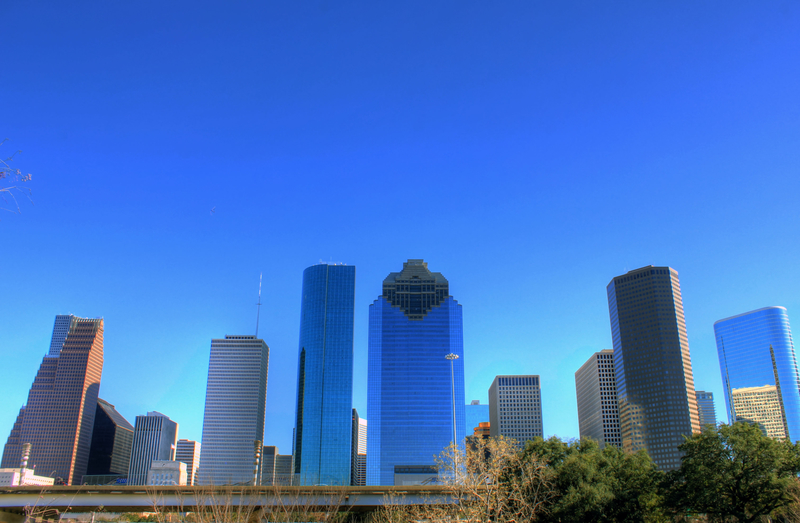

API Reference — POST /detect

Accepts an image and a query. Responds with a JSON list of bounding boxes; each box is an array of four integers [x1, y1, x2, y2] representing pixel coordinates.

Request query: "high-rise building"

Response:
[[465, 400, 490, 435], [86, 399, 134, 476], [575, 350, 621, 448], [607, 265, 700, 470], [261, 446, 293, 486], [127, 412, 178, 486], [351, 409, 367, 486], [293, 264, 356, 486], [488, 376, 543, 444], [198, 335, 269, 486], [367, 260, 466, 486], [714, 306, 799, 441], [1, 315, 104, 485], [731, 385, 787, 439], [695, 391, 717, 428], [175, 439, 201, 486]]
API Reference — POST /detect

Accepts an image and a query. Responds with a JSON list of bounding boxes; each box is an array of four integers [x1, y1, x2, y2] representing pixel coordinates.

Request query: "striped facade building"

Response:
[[1, 315, 104, 485]]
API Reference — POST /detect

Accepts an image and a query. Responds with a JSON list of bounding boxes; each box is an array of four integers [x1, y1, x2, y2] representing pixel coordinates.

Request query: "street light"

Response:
[[445, 353, 459, 481]]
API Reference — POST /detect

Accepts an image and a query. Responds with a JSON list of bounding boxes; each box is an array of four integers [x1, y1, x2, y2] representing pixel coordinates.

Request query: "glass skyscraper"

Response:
[[292, 263, 355, 486], [198, 335, 269, 485], [367, 259, 465, 486], [714, 306, 800, 441], [607, 266, 700, 470]]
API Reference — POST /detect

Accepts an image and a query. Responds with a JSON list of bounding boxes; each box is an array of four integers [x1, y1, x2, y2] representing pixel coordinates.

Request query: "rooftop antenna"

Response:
[[255, 272, 263, 338]]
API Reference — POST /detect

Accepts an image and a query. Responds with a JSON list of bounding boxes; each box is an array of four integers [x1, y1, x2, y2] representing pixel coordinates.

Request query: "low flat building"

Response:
[[0, 468, 55, 486], [146, 460, 187, 486]]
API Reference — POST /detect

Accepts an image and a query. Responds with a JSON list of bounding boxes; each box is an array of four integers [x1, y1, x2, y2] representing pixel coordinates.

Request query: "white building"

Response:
[[128, 412, 178, 486], [175, 439, 201, 486], [733, 385, 788, 440], [198, 335, 269, 486], [147, 460, 187, 486], [0, 468, 55, 486], [489, 375, 543, 445], [575, 350, 621, 448]]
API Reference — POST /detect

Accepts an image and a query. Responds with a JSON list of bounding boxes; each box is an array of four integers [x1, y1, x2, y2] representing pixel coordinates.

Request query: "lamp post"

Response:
[[445, 353, 459, 481]]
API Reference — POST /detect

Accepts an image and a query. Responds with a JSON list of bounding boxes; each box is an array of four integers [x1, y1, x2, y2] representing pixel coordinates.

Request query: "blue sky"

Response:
[[2, 1, 799, 455]]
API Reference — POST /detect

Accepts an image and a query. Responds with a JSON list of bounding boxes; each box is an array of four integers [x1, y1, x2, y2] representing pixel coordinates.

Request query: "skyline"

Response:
[[2, 1, 800, 457]]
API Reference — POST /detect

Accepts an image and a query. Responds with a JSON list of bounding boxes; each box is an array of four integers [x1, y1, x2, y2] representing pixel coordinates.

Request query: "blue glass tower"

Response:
[[714, 306, 800, 441], [367, 259, 466, 486], [293, 263, 356, 486]]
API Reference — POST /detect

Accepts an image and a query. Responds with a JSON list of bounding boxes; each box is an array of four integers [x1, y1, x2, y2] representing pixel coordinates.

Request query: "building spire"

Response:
[[255, 272, 262, 338]]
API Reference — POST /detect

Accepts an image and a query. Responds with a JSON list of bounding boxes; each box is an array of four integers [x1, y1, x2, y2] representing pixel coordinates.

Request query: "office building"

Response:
[[731, 385, 787, 439], [607, 266, 700, 470], [1, 315, 104, 485], [695, 391, 717, 428], [367, 260, 466, 486], [147, 460, 187, 486], [261, 446, 293, 486], [0, 468, 55, 487], [714, 306, 799, 441], [575, 350, 621, 448], [87, 399, 134, 476], [127, 412, 178, 486], [351, 409, 367, 486], [473, 422, 490, 438], [175, 439, 201, 486], [293, 264, 356, 486], [198, 335, 269, 485], [465, 400, 490, 435], [488, 376, 543, 444]]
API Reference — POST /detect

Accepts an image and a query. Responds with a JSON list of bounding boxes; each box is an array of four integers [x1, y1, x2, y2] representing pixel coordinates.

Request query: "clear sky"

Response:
[[2, 1, 799, 456]]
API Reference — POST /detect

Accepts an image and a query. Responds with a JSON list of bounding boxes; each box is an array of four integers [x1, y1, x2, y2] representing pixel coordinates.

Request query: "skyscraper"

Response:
[[86, 399, 134, 476], [488, 375, 543, 444], [367, 259, 466, 486], [695, 391, 717, 428], [351, 409, 367, 486], [198, 335, 269, 485], [127, 411, 178, 486], [175, 439, 201, 486], [575, 350, 621, 448], [292, 263, 356, 486], [714, 306, 799, 441], [1, 315, 104, 485], [607, 266, 700, 470], [260, 446, 293, 486]]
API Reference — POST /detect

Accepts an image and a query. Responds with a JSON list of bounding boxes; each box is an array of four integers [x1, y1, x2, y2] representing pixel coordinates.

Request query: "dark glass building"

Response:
[[367, 260, 465, 485], [714, 306, 799, 440], [293, 263, 356, 486], [1, 315, 104, 485], [607, 266, 700, 470], [86, 398, 134, 476]]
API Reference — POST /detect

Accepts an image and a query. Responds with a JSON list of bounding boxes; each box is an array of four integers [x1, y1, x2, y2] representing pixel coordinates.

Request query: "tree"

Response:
[[371, 436, 556, 523], [523, 436, 668, 523], [666, 422, 800, 522], [0, 138, 33, 216]]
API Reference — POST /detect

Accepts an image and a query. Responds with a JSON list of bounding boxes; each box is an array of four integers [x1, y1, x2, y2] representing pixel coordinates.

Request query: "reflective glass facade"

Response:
[[465, 402, 490, 435], [714, 306, 800, 441], [367, 260, 465, 486], [198, 335, 269, 485], [293, 264, 355, 486], [607, 266, 700, 470], [86, 399, 134, 476]]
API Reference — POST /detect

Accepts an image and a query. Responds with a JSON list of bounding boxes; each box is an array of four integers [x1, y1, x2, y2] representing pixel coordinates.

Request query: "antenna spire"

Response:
[[255, 272, 263, 338]]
